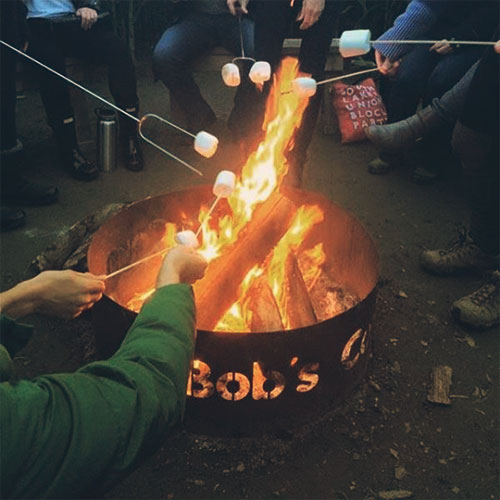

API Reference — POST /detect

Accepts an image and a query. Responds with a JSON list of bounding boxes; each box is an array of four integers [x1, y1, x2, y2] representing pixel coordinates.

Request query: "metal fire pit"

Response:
[[88, 186, 379, 434]]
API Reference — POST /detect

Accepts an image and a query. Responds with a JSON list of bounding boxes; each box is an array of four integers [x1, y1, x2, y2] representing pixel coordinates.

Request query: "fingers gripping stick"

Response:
[[104, 171, 236, 280]]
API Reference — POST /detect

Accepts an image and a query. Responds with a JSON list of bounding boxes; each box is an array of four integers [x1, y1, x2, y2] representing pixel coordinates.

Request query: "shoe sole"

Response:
[[450, 306, 499, 330]]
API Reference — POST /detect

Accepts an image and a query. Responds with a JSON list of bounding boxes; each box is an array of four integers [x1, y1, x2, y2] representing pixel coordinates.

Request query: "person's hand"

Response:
[[494, 40, 500, 54], [430, 39, 453, 55], [156, 245, 208, 288], [227, 0, 249, 16], [32, 270, 105, 319], [297, 0, 325, 30], [75, 7, 98, 31], [375, 49, 400, 77]]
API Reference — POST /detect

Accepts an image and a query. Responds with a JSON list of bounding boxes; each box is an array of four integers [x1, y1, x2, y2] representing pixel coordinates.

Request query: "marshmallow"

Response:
[[213, 170, 236, 198], [339, 29, 372, 58], [221, 63, 241, 87], [194, 131, 219, 158], [175, 230, 199, 248], [249, 61, 271, 84], [292, 77, 317, 98]]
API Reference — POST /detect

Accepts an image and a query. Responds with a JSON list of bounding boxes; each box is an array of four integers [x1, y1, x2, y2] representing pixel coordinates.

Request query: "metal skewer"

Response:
[[369, 39, 496, 47], [316, 67, 379, 86], [0, 39, 204, 176]]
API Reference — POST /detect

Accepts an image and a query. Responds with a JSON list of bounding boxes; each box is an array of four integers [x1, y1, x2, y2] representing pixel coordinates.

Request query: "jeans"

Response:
[[27, 17, 138, 131], [252, 0, 339, 164], [381, 45, 484, 123], [153, 12, 255, 138]]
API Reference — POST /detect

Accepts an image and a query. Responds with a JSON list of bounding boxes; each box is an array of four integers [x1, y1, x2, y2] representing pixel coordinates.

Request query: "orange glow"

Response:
[[126, 58, 331, 331]]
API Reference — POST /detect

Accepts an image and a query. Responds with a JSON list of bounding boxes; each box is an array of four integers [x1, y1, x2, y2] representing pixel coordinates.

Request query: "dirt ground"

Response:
[[1, 60, 498, 500]]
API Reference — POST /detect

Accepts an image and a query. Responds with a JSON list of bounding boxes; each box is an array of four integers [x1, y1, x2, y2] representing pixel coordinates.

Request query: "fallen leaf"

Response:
[[389, 448, 399, 460], [395, 466, 407, 479], [451, 487, 460, 494], [398, 291, 408, 299], [464, 335, 476, 348]]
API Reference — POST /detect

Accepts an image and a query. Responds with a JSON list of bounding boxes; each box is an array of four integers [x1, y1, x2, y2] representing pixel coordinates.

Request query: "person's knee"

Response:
[[152, 42, 180, 82]]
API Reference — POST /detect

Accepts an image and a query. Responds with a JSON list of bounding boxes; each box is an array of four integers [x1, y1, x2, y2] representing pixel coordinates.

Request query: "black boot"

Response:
[[54, 119, 98, 181], [1, 148, 58, 205], [119, 106, 143, 172], [365, 105, 446, 151], [1, 206, 26, 231]]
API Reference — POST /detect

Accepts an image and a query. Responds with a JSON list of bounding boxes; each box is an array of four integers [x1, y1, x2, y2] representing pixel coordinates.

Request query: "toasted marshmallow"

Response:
[[292, 77, 317, 98], [213, 170, 236, 198], [221, 63, 241, 87], [175, 230, 199, 248], [249, 61, 271, 84], [194, 131, 219, 158], [339, 29, 372, 58]]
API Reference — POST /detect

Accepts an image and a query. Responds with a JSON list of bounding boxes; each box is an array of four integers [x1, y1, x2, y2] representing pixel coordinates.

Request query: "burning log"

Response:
[[307, 270, 360, 322], [245, 276, 284, 332], [194, 192, 297, 331], [283, 252, 317, 329]]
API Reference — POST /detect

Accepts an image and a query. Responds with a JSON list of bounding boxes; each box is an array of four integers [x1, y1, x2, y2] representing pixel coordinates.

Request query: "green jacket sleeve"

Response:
[[0, 283, 195, 499]]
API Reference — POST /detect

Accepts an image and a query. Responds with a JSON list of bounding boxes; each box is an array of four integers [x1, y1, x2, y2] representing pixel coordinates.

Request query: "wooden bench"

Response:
[[170, 38, 344, 135]]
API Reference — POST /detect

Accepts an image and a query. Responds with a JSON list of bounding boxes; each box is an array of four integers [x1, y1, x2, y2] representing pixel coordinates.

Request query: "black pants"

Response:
[[26, 17, 138, 130], [452, 122, 499, 256], [252, 0, 338, 163]]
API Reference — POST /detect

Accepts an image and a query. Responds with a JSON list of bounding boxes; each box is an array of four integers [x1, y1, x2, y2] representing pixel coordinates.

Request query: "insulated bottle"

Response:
[[96, 108, 117, 173]]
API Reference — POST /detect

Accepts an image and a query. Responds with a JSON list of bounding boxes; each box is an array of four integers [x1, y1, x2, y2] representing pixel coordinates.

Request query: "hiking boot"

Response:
[[451, 271, 500, 329], [365, 105, 445, 151], [54, 119, 98, 181], [1, 206, 26, 231], [420, 229, 499, 275]]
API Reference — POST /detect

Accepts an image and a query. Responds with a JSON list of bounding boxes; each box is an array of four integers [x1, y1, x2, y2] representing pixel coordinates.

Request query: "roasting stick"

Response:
[[0, 39, 205, 176], [369, 39, 496, 47], [104, 171, 236, 280], [316, 67, 379, 86]]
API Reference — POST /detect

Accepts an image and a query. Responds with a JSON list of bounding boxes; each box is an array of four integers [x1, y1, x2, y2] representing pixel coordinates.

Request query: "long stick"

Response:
[[316, 67, 379, 86], [195, 195, 221, 238], [370, 39, 496, 47], [0, 39, 203, 175]]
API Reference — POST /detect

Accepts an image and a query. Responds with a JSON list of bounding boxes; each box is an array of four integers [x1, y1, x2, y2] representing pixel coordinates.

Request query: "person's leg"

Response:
[[221, 14, 261, 151], [152, 14, 218, 132], [67, 20, 143, 171], [27, 19, 97, 181], [420, 122, 499, 275], [288, 1, 338, 177]]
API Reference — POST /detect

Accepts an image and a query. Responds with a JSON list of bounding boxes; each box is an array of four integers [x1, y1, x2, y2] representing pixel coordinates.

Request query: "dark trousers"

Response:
[[452, 123, 499, 256], [152, 12, 256, 137], [26, 18, 138, 131], [252, 0, 338, 163], [0, 45, 18, 151]]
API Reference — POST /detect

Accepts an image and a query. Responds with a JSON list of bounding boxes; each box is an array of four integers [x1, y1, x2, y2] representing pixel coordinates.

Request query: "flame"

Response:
[[126, 58, 331, 331], [198, 58, 310, 262]]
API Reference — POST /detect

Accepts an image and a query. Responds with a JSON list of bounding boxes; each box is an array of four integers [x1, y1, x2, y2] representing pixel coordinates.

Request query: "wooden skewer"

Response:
[[316, 67, 379, 86], [370, 39, 496, 47]]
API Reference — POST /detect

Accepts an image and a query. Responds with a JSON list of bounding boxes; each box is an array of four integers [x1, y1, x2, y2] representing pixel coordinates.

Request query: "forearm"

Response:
[[0, 279, 42, 319], [373, 0, 439, 60]]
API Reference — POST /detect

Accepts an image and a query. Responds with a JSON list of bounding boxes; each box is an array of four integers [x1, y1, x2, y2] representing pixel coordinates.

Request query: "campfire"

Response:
[[87, 58, 379, 433]]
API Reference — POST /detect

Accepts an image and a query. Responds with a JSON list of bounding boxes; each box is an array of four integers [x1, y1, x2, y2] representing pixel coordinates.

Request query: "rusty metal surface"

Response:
[[88, 187, 379, 434]]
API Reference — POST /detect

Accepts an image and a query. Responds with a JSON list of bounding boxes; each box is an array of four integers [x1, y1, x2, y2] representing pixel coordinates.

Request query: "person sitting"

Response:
[[0, 245, 207, 498], [0, 0, 58, 231], [250, 0, 340, 187], [152, 0, 257, 148], [24, 0, 143, 180], [368, 0, 497, 183]]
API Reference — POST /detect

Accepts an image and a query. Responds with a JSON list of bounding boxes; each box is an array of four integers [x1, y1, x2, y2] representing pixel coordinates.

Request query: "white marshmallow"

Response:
[[213, 170, 236, 198], [292, 77, 317, 98], [194, 131, 219, 158], [221, 63, 241, 87], [175, 230, 199, 248], [339, 29, 372, 58], [249, 61, 271, 84]]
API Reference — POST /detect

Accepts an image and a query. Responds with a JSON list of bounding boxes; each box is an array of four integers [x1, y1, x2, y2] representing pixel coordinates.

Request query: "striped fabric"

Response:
[[373, 0, 438, 61]]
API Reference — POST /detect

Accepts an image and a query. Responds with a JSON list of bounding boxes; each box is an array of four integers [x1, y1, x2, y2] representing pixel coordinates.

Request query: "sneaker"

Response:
[[420, 229, 499, 275], [65, 148, 99, 181], [451, 271, 500, 329]]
